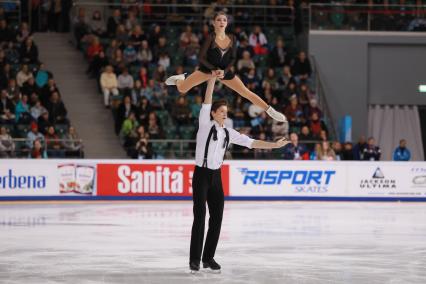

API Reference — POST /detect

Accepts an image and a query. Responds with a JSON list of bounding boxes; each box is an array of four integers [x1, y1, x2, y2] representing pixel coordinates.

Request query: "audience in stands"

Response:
[[0, 125, 14, 157], [362, 137, 381, 161], [393, 139, 411, 161]]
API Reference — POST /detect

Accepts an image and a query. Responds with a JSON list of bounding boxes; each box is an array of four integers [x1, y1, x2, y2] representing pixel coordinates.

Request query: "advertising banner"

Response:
[[228, 161, 347, 197], [347, 163, 426, 197], [97, 163, 230, 197], [0, 161, 96, 196]]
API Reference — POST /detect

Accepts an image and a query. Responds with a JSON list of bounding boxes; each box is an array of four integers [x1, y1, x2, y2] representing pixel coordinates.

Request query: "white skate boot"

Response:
[[165, 73, 186, 86], [266, 105, 287, 122]]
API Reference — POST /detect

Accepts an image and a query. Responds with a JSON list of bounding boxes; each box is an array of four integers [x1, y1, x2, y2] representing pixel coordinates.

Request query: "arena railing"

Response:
[[0, 0, 21, 27], [70, 1, 294, 29], [309, 3, 426, 32], [125, 139, 340, 160], [1, 138, 84, 158]]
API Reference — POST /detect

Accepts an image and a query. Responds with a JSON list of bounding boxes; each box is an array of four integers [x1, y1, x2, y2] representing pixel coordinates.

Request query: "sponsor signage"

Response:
[[97, 163, 230, 197], [228, 161, 347, 196]]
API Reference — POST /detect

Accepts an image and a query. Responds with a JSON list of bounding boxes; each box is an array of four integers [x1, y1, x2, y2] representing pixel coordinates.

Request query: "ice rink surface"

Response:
[[0, 201, 426, 284]]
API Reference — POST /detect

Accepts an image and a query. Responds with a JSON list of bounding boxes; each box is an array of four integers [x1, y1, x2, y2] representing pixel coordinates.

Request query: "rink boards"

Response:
[[1, 159, 426, 201]]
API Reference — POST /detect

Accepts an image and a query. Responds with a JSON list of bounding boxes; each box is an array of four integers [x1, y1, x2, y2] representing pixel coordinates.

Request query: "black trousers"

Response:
[[190, 166, 225, 263]]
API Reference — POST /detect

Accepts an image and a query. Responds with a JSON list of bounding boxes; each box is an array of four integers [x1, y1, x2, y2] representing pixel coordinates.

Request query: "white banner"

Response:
[[228, 161, 348, 197], [346, 162, 426, 197]]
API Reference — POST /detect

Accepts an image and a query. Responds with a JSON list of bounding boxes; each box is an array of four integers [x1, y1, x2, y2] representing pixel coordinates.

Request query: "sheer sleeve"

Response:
[[198, 33, 216, 71], [224, 34, 237, 73]]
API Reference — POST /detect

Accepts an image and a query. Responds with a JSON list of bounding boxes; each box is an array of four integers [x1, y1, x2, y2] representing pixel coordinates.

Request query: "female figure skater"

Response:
[[166, 11, 287, 123], [190, 76, 288, 273]]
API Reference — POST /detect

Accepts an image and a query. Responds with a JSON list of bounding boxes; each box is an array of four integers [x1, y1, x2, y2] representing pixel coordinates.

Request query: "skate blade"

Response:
[[203, 268, 221, 274], [189, 269, 200, 274]]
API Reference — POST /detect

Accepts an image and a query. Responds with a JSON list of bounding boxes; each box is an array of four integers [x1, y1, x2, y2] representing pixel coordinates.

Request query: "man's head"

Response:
[[399, 139, 407, 148], [210, 99, 228, 126], [290, 132, 298, 144], [368, 137, 375, 146]]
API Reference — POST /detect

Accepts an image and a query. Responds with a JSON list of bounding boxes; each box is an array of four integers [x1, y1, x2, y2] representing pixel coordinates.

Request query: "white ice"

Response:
[[0, 201, 426, 284]]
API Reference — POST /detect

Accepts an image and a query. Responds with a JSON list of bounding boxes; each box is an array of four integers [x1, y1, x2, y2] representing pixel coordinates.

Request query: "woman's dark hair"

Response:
[[213, 10, 228, 20], [210, 99, 228, 120]]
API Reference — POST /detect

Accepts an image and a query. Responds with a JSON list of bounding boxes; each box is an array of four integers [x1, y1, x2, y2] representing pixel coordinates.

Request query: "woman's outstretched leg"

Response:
[[221, 76, 287, 122], [165, 71, 212, 94]]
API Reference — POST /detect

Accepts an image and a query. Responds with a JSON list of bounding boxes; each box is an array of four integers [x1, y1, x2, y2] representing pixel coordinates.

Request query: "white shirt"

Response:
[[195, 104, 254, 169]]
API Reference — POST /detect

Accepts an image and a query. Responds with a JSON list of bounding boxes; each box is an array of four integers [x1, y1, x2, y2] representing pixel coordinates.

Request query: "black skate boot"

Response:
[[202, 259, 221, 273], [189, 261, 200, 273]]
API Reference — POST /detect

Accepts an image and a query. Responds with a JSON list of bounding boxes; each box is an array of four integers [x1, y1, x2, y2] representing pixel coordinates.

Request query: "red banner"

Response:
[[97, 163, 229, 197]]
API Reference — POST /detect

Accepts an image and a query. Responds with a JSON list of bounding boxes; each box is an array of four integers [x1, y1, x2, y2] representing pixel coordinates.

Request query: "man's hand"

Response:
[[274, 137, 289, 148], [212, 70, 225, 79]]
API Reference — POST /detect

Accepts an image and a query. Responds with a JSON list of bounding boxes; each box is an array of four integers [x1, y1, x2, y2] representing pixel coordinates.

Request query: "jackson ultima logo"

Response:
[[360, 167, 396, 189], [0, 169, 46, 189]]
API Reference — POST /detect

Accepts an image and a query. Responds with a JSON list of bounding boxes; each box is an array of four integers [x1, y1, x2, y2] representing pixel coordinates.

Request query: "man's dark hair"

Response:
[[210, 99, 228, 120]]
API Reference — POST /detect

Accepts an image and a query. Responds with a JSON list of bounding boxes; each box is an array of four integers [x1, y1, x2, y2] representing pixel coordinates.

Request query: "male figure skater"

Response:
[[190, 77, 289, 273]]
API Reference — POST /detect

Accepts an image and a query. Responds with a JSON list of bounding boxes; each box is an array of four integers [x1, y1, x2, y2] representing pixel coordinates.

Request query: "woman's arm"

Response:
[[224, 34, 237, 73], [198, 34, 216, 71], [251, 137, 289, 149]]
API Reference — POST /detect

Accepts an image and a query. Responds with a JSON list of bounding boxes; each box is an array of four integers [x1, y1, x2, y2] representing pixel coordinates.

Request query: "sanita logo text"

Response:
[[239, 168, 336, 185], [0, 169, 46, 189]]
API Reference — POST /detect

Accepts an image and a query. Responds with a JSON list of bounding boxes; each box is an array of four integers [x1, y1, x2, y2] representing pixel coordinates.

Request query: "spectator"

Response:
[[107, 9, 122, 37], [362, 137, 381, 161], [63, 125, 83, 157], [332, 141, 343, 160], [249, 25, 268, 55], [284, 95, 304, 131], [317, 141, 336, 161], [125, 10, 138, 32], [158, 52, 170, 70], [86, 51, 109, 79], [5, 41, 20, 65], [26, 122, 44, 149], [0, 19, 13, 42], [236, 37, 255, 60], [21, 77, 39, 97], [45, 92, 68, 124], [292, 51, 312, 84], [0, 89, 15, 123], [89, 10, 106, 38], [146, 112, 164, 139], [153, 65, 166, 83], [139, 66, 149, 88], [20, 38, 39, 64], [154, 36, 168, 61], [35, 63, 51, 88], [37, 110, 53, 135], [183, 38, 200, 67], [110, 48, 125, 72], [0, 64, 12, 89], [149, 24, 164, 48], [118, 68, 134, 97], [342, 142, 354, 160], [37, 111, 52, 135], [305, 98, 322, 120], [100, 65, 119, 107], [29, 139, 47, 159], [16, 64, 33, 87], [310, 143, 321, 160], [105, 39, 119, 60], [30, 99, 47, 120], [115, 24, 128, 45], [45, 126, 64, 158], [254, 132, 271, 159], [123, 43, 137, 65], [0, 126, 14, 157], [393, 139, 411, 161], [137, 40, 153, 66], [136, 96, 152, 125], [269, 38, 288, 68], [282, 132, 308, 160], [299, 125, 314, 151], [308, 112, 327, 140], [129, 25, 146, 47], [120, 111, 139, 143], [262, 68, 279, 94], [15, 94, 31, 123], [40, 78, 59, 106], [237, 50, 255, 75], [115, 95, 137, 135], [87, 36, 103, 62], [190, 95, 202, 121], [353, 135, 367, 160], [135, 137, 153, 159], [73, 7, 90, 47], [179, 25, 198, 50], [172, 96, 191, 126]]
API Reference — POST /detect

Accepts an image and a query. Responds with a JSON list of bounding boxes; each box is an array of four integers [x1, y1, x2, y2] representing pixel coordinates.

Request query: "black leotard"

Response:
[[198, 32, 237, 80]]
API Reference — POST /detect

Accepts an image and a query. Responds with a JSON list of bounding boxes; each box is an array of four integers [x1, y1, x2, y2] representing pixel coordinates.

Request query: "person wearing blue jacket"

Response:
[[393, 139, 411, 161]]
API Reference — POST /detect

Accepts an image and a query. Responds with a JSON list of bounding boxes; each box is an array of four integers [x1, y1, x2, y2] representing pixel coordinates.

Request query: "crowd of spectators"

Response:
[[0, 17, 82, 158], [73, 3, 322, 159]]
